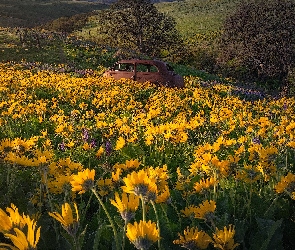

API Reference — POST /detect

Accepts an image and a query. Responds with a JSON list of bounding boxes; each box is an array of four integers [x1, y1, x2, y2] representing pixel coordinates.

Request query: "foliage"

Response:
[[41, 13, 93, 34], [0, 63, 295, 249], [218, 0, 295, 83], [181, 31, 221, 73], [97, 0, 183, 60]]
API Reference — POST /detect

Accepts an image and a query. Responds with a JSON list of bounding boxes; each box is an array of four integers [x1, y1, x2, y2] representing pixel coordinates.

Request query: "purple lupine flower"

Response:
[[82, 128, 89, 141], [283, 102, 288, 110], [105, 140, 112, 155], [252, 137, 261, 144], [90, 139, 97, 148], [59, 142, 65, 151]]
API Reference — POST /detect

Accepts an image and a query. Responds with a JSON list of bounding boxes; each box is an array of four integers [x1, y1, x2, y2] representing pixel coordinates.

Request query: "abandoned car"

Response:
[[103, 59, 184, 88]]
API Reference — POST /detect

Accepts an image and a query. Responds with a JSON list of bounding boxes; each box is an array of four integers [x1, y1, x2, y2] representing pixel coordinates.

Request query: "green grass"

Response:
[[157, 0, 242, 37], [0, 28, 67, 64]]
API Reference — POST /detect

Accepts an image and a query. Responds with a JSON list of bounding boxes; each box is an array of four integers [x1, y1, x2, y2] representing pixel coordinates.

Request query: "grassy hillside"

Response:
[[157, 0, 242, 37], [0, 0, 243, 37], [0, 0, 179, 28], [0, 0, 108, 27]]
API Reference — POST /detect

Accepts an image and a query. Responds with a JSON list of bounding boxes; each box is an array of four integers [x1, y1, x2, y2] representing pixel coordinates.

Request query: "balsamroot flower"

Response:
[[213, 225, 239, 250], [181, 200, 216, 221], [275, 172, 295, 199], [96, 178, 114, 196], [194, 200, 216, 221], [70, 168, 95, 194], [126, 220, 159, 250], [0, 203, 25, 234], [96, 146, 104, 158], [181, 205, 199, 219], [194, 177, 218, 194], [155, 185, 170, 204], [122, 169, 157, 201], [173, 227, 212, 249], [110, 192, 139, 222], [115, 136, 125, 150], [2, 215, 40, 250], [48, 203, 79, 237]]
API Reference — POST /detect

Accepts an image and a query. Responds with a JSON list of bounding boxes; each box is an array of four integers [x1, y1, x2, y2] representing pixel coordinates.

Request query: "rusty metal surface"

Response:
[[103, 59, 184, 88]]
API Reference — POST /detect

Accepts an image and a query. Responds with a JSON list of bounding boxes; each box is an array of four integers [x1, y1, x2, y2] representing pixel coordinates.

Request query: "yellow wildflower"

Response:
[[213, 225, 239, 250], [122, 169, 158, 201], [194, 200, 216, 221], [194, 177, 217, 193], [3, 215, 40, 250], [112, 168, 122, 182], [0, 203, 25, 234], [48, 203, 79, 236], [115, 136, 125, 150], [155, 185, 170, 204], [181, 205, 198, 218], [97, 178, 114, 196], [96, 146, 104, 158], [126, 220, 159, 250], [82, 143, 91, 150], [275, 172, 295, 199], [173, 227, 212, 249], [235, 164, 261, 183], [70, 168, 95, 194], [110, 192, 139, 222]]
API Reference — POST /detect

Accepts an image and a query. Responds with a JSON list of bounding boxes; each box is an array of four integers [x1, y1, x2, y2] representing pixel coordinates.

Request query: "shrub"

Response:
[[218, 0, 295, 83], [42, 13, 92, 34]]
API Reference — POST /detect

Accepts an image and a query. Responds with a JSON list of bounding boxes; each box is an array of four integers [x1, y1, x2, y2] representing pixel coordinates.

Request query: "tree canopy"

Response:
[[218, 0, 295, 82], [98, 0, 182, 60]]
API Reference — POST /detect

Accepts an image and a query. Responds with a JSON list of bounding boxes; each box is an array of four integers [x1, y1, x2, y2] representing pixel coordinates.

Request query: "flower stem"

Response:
[[122, 221, 127, 250], [151, 201, 161, 250], [91, 188, 120, 250], [140, 194, 146, 222]]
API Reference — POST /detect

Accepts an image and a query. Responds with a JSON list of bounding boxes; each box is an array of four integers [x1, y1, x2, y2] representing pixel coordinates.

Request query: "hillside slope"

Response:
[[0, 0, 242, 34], [157, 0, 242, 37], [0, 0, 108, 27], [0, 0, 179, 28]]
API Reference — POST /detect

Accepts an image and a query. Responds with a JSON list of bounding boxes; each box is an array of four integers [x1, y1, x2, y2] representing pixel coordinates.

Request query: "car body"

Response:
[[103, 59, 184, 88]]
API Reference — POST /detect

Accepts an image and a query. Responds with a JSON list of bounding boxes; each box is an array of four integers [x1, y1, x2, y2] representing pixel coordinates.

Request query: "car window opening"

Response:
[[114, 63, 134, 72], [136, 64, 159, 72]]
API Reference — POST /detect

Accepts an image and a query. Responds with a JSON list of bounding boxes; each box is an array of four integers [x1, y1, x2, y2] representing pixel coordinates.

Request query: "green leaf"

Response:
[[249, 218, 283, 250]]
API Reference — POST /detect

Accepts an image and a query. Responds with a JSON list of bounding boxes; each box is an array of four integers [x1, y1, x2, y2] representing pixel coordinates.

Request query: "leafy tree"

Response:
[[43, 13, 91, 34], [98, 0, 183, 60], [218, 0, 295, 83]]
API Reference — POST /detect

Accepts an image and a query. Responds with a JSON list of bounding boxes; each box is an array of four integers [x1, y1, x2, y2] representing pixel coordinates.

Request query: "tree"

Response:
[[42, 13, 91, 34], [98, 0, 183, 60], [218, 0, 295, 83]]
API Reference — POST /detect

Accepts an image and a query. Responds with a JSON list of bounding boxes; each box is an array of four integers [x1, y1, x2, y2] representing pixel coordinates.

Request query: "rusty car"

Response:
[[103, 59, 184, 88]]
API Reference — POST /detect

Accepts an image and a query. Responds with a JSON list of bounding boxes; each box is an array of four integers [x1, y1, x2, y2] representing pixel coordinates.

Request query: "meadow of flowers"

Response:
[[0, 62, 295, 250]]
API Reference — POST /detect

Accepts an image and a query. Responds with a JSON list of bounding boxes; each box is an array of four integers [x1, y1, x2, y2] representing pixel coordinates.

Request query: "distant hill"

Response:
[[0, 0, 108, 27], [0, 0, 242, 38], [0, 0, 180, 28]]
